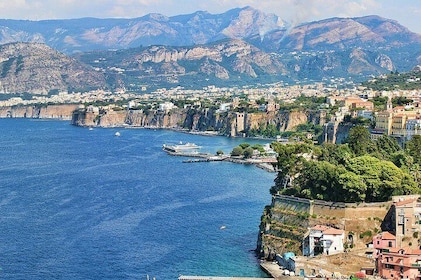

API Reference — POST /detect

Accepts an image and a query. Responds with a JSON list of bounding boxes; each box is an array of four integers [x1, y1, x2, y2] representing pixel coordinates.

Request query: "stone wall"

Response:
[[273, 194, 391, 222], [257, 194, 392, 259]]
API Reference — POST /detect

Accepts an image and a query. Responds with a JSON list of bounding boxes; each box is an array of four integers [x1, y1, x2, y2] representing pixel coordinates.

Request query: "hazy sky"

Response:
[[0, 0, 420, 33]]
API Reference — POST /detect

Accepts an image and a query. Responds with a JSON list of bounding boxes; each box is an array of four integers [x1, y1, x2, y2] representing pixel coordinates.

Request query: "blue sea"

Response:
[[0, 119, 275, 280]]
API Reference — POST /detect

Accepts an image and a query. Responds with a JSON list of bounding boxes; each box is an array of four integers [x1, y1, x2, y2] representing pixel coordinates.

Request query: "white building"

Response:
[[321, 227, 345, 255], [406, 118, 421, 140], [158, 102, 176, 112], [303, 225, 344, 257]]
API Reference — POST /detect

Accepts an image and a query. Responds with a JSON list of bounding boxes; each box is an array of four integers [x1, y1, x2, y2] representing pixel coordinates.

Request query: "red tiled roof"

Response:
[[378, 232, 396, 240], [323, 228, 344, 235], [395, 198, 416, 207], [312, 225, 329, 231]]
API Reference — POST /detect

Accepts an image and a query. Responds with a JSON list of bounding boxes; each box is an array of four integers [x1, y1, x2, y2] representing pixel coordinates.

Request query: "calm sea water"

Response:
[[0, 119, 275, 280]]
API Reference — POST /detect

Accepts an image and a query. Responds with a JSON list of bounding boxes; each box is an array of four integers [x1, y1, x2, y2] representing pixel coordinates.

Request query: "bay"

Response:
[[0, 119, 275, 280]]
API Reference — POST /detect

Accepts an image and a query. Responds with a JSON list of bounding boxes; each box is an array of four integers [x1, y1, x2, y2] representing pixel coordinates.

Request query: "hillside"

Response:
[[0, 7, 288, 54], [251, 15, 421, 52], [74, 38, 404, 89], [0, 42, 107, 94], [0, 8, 420, 92]]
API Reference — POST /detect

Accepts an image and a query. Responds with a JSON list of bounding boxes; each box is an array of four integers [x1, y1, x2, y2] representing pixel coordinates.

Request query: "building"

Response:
[[373, 232, 397, 260], [302, 225, 344, 257], [406, 118, 421, 140], [376, 246, 421, 280], [158, 102, 176, 112], [380, 196, 421, 247], [373, 196, 421, 279]]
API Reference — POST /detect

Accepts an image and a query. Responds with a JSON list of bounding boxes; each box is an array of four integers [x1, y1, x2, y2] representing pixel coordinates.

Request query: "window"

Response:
[[388, 241, 393, 247]]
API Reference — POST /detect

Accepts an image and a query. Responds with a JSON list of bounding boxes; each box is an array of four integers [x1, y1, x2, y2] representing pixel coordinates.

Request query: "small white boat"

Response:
[[220, 225, 226, 230], [115, 132, 121, 137]]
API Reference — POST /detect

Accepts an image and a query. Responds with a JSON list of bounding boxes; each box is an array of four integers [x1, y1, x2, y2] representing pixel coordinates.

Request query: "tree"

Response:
[[295, 160, 339, 201], [345, 156, 417, 202], [346, 125, 376, 156], [406, 135, 421, 165], [271, 142, 314, 195], [375, 135, 401, 160], [216, 150, 224, 155], [231, 146, 243, 157], [319, 143, 352, 165], [252, 144, 265, 154], [239, 143, 250, 149], [243, 146, 254, 158], [337, 171, 367, 202]]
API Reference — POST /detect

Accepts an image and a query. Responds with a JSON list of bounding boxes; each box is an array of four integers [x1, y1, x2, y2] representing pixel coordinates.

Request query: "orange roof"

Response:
[[323, 228, 344, 235], [377, 231, 396, 240], [395, 198, 416, 207], [388, 247, 401, 253], [312, 225, 330, 231], [411, 249, 421, 255]]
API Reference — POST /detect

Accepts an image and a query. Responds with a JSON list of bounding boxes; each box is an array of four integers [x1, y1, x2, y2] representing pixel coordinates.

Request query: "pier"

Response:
[[178, 276, 274, 280], [162, 143, 277, 172]]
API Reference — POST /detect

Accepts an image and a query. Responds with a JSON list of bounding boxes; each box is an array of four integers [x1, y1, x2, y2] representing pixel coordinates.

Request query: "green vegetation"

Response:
[[271, 126, 421, 202], [361, 70, 421, 91], [230, 142, 266, 158], [277, 95, 326, 111]]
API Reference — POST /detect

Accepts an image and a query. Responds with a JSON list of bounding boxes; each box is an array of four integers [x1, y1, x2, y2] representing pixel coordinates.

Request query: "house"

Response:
[[376, 247, 421, 280], [321, 227, 345, 255], [302, 225, 344, 257], [373, 231, 397, 260], [380, 195, 421, 248], [373, 196, 421, 279]]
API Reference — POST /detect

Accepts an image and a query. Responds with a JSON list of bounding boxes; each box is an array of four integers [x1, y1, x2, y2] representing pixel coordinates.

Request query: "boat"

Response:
[[162, 142, 202, 153], [115, 132, 121, 137]]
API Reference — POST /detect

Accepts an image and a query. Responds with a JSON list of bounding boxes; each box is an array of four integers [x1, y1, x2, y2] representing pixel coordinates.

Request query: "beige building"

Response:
[[373, 104, 421, 139]]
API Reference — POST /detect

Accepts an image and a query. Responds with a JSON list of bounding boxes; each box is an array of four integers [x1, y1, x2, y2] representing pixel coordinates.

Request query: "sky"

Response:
[[0, 0, 420, 33]]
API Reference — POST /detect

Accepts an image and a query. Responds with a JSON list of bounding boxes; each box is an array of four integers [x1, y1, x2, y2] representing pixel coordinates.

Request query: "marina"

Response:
[[162, 142, 278, 172]]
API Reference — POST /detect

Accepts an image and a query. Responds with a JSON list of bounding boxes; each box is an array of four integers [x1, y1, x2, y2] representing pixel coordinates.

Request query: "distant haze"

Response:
[[0, 0, 420, 34]]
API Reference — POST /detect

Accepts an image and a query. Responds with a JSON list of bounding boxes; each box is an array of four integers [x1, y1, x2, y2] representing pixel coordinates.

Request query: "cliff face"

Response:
[[71, 107, 318, 137], [0, 104, 79, 119]]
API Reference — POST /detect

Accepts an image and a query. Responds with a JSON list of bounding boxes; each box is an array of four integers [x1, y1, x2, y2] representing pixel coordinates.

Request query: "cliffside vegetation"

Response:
[[270, 126, 421, 202], [361, 69, 421, 91]]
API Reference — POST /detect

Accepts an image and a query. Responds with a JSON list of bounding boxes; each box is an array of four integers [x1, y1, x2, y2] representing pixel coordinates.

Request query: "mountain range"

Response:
[[0, 6, 420, 94]]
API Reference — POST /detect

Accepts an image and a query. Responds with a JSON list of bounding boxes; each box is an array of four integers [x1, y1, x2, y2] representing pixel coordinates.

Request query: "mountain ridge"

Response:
[[0, 7, 420, 93]]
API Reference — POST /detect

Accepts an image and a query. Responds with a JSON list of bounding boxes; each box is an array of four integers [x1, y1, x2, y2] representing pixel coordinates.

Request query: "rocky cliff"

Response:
[[0, 104, 80, 119], [71, 107, 317, 137]]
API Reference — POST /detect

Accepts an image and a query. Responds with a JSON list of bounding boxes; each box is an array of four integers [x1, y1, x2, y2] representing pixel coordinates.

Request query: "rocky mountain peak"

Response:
[[222, 6, 288, 40], [0, 42, 106, 94]]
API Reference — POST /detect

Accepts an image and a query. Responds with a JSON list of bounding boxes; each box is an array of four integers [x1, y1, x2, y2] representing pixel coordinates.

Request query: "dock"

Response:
[[162, 143, 277, 172]]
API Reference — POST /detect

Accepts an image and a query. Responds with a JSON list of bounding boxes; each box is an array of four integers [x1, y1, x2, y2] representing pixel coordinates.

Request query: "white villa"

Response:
[[303, 225, 345, 257]]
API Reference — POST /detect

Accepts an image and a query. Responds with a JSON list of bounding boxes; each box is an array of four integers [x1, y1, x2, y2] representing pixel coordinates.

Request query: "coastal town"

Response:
[[1, 2, 421, 279], [2, 66, 420, 145], [1, 66, 421, 280]]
